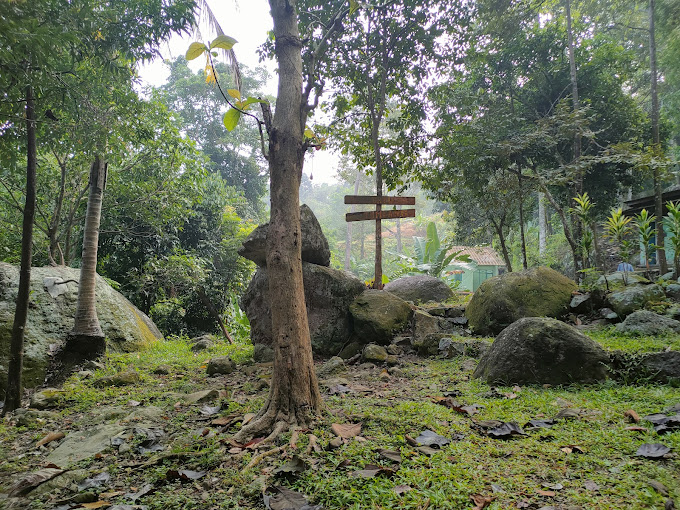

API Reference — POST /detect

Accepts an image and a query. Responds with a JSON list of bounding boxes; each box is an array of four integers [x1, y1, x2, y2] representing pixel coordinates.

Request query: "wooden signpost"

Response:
[[344, 194, 415, 289]]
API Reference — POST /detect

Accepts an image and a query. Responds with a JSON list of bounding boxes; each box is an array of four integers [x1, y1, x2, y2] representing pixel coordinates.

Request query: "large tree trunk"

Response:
[[650, 0, 668, 273], [234, 0, 321, 442], [3, 87, 37, 415], [63, 156, 107, 362]]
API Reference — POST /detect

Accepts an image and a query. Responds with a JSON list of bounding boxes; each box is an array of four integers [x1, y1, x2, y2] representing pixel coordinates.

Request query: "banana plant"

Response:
[[390, 222, 473, 284]]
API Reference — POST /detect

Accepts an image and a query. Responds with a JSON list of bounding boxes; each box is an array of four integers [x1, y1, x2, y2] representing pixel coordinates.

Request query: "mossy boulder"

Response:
[[607, 284, 665, 317], [473, 317, 609, 385], [0, 263, 162, 393], [615, 310, 680, 336], [383, 275, 453, 303], [466, 267, 577, 335], [349, 290, 412, 345], [594, 271, 649, 292]]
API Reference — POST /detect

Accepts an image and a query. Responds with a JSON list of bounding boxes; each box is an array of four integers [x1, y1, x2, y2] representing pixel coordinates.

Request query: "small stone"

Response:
[[191, 339, 213, 352], [385, 355, 399, 366], [30, 388, 65, 410], [94, 370, 140, 387], [77, 370, 93, 379], [329, 437, 344, 449], [386, 344, 402, 355], [153, 364, 171, 375], [14, 409, 59, 427], [379, 371, 391, 381], [317, 357, 347, 378], [388, 367, 404, 377], [362, 344, 388, 362], [243, 365, 257, 376], [183, 390, 219, 404], [206, 356, 236, 376], [338, 341, 363, 360]]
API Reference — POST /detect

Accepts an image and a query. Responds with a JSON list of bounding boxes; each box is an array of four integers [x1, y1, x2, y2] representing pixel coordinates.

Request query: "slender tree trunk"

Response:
[[3, 87, 37, 415], [345, 172, 361, 270], [591, 224, 603, 270], [650, 0, 668, 273], [538, 180, 580, 277], [234, 0, 321, 442], [47, 159, 68, 266], [396, 215, 402, 254], [197, 287, 233, 344], [491, 218, 513, 272], [65, 156, 107, 359], [565, 0, 582, 193], [517, 170, 528, 270], [538, 192, 547, 257]]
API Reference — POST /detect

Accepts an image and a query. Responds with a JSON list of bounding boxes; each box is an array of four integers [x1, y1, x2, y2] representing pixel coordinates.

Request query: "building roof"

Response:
[[448, 245, 506, 267], [624, 184, 680, 216]]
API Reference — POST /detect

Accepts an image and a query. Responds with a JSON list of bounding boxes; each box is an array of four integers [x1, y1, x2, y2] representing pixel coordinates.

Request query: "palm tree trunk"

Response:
[[66, 155, 107, 359], [3, 86, 37, 415]]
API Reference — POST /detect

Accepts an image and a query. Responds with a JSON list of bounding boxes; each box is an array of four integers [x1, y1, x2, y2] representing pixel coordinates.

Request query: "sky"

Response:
[[138, 0, 342, 184]]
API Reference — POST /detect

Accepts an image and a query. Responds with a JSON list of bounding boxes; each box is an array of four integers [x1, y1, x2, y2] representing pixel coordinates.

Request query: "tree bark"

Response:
[[650, 0, 668, 273], [3, 86, 37, 415], [538, 192, 547, 257], [565, 0, 582, 193], [517, 170, 528, 270], [234, 0, 321, 442], [491, 217, 513, 273], [64, 156, 107, 360], [345, 171, 361, 271]]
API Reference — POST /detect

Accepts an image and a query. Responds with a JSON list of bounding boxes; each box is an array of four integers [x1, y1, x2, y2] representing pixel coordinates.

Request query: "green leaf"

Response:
[[186, 42, 207, 61], [304, 127, 315, 139], [227, 89, 241, 100], [210, 35, 238, 51], [223, 108, 241, 131], [241, 97, 267, 108], [349, 0, 360, 15]]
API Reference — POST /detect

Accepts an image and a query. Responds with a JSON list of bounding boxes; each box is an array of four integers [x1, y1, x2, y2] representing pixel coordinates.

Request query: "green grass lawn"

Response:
[[0, 329, 678, 510]]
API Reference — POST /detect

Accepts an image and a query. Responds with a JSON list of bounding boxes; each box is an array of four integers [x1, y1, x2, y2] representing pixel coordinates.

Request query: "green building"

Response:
[[447, 245, 506, 292]]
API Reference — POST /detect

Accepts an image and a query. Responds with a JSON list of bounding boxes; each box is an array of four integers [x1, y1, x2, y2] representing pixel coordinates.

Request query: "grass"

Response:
[[0, 331, 678, 510]]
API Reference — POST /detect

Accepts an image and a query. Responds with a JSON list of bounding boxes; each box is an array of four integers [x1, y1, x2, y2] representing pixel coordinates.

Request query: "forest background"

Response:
[[1, 0, 679, 341]]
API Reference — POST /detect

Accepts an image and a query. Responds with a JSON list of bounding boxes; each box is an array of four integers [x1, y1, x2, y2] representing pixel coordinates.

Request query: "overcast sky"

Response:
[[138, 0, 342, 184]]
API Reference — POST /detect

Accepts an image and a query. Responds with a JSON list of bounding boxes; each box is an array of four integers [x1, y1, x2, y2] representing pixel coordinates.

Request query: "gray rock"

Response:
[[238, 204, 330, 267], [94, 370, 140, 387], [349, 290, 412, 345], [411, 310, 441, 349], [190, 338, 214, 352], [570, 293, 592, 314], [0, 263, 162, 392], [183, 389, 219, 404], [253, 344, 274, 363], [473, 317, 609, 385], [660, 271, 676, 281], [666, 284, 680, 301], [317, 356, 347, 378], [338, 341, 362, 360], [666, 304, 680, 320], [29, 388, 65, 409], [639, 351, 680, 381], [14, 409, 59, 427], [600, 308, 618, 320], [608, 285, 666, 317], [386, 344, 402, 355], [153, 364, 171, 375], [383, 275, 453, 304], [595, 271, 650, 291], [616, 310, 680, 336], [46, 424, 126, 467], [207, 356, 236, 376], [362, 343, 388, 362], [121, 406, 164, 424], [466, 267, 577, 335], [243, 263, 366, 356]]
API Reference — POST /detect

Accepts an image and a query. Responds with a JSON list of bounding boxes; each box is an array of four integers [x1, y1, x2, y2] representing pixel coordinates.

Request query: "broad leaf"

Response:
[[186, 42, 207, 61], [349, 0, 360, 15], [223, 108, 241, 131], [227, 88, 241, 100], [210, 34, 238, 51]]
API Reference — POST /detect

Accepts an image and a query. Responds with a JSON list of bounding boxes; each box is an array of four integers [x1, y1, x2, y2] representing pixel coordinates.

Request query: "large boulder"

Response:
[[0, 263, 162, 392], [383, 275, 453, 304], [349, 290, 412, 345], [466, 267, 577, 335], [473, 317, 609, 385], [238, 204, 330, 267], [607, 284, 665, 317], [615, 310, 680, 336], [242, 262, 365, 357], [594, 271, 649, 292]]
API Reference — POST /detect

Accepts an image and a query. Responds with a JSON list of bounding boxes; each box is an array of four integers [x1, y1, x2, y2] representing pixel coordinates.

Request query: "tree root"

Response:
[[242, 445, 285, 472]]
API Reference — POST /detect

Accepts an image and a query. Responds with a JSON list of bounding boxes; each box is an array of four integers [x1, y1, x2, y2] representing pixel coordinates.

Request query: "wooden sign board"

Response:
[[344, 195, 415, 206], [346, 209, 416, 222]]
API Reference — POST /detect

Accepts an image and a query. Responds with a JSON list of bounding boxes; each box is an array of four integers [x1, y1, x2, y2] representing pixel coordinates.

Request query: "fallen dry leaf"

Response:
[[331, 423, 362, 438], [560, 445, 585, 454], [393, 484, 412, 496], [649, 480, 669, 496], [36, 431, 65, 447], [81, 502, 111, 509], [470, 494, 493, 509], [536, 489, 555, 497], [624, 409, 641, 423]]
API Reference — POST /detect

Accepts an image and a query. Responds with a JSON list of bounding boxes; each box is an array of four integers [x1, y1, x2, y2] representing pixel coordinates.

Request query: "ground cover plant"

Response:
[[0, 329, 678, 510]]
